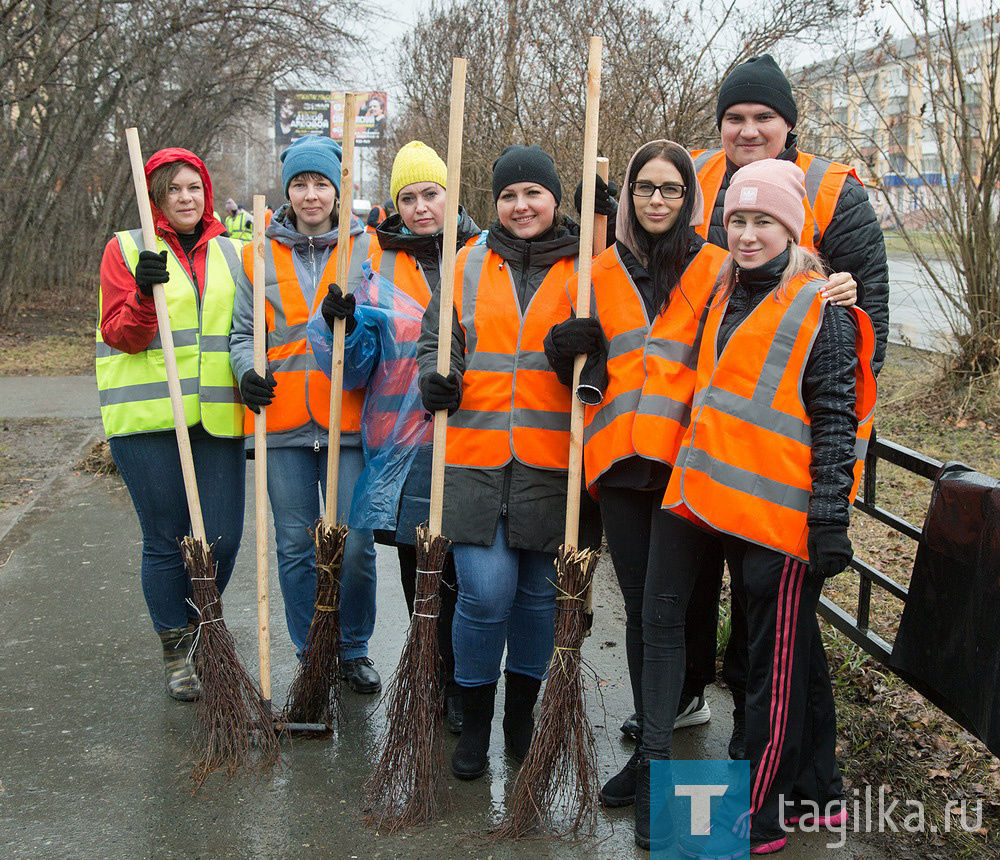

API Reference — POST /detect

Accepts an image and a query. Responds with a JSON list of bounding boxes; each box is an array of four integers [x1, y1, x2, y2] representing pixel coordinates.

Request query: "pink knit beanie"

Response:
[[723, 159, 806, 240]]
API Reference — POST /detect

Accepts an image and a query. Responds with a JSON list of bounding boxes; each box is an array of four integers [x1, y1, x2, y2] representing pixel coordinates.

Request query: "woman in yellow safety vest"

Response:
[[96, 147, 246, 702], [416, 144, 602, 781]]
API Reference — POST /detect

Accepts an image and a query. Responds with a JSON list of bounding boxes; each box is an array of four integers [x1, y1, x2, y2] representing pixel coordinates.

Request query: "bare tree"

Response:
[[388, 0, 854, 228], [797, 1, 1000, 380], [0, 0, 368, 322]]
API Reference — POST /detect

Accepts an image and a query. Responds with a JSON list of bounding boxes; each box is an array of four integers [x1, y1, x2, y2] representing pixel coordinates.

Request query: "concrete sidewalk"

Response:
[[0, 375, 100, 419], [0, 376, 892, 859]]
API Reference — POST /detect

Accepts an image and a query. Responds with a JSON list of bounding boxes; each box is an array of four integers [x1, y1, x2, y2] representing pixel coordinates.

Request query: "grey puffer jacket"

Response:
[[417, 219, 601, 553], [702, 134, 889, 375]]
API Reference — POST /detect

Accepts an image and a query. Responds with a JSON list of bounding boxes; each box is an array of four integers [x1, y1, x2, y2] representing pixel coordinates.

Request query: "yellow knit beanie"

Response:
[[390, 141, 447, 206]]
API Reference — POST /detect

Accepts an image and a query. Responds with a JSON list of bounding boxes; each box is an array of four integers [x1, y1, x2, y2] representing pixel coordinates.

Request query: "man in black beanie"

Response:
[[672, 52, 890, 768]]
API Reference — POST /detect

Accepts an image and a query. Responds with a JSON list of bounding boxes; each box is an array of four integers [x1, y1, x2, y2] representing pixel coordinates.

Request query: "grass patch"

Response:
[[0, 298, 95, 376]]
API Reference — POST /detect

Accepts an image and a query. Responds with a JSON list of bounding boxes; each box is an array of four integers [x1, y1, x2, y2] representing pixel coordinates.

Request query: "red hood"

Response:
[[143, 147, 222, 237]]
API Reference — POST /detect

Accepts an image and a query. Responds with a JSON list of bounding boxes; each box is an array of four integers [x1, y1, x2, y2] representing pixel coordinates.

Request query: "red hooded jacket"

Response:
[[99, 148, 228, 354]]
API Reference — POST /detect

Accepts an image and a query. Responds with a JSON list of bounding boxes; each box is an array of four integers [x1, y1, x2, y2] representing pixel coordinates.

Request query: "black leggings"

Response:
[[397, 545, 458, 695], [599, 487, 718, 757]]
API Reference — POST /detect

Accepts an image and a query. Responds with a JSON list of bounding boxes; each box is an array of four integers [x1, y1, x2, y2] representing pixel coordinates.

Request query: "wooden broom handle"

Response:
[[251, 194, 271, 700], [125, 127, 206, 544], [428, 58, 468, 537], [563, 36, 602, 550], [324, 92, 359, 524], [593, 157, 609, 256]]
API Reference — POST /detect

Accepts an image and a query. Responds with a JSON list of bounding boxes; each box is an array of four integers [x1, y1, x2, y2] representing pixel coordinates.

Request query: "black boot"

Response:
[[502, 671, 542, 762], [451, 682, 497, 780], [634, 758, 652, 849], [729, 708, 747, 760], [635, 757, 673, 851], [600, 747, 640, 807]]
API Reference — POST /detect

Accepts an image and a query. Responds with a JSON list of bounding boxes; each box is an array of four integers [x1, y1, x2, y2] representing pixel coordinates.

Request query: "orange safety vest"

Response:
[[691, 149, 861, 250], [663, 271, 877, 561], [583, 242, 729, 495], [447, 243, 577, 471], [242, 231, 372, 435], [368, 244, 432, 309]]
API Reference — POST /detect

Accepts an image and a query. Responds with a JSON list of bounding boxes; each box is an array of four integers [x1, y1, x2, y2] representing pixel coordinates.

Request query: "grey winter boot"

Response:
[[157, 626, 200, 701]]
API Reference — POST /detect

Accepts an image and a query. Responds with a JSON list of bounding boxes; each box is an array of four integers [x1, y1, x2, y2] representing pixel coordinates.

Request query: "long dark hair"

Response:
[[625, 141, 697, 312]]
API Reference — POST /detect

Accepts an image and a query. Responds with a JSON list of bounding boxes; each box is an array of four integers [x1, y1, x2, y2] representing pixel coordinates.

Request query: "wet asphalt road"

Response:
[[0, 385, 891, 859]]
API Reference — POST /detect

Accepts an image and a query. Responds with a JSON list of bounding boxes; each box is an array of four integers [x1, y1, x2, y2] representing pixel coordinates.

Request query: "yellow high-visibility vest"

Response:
[[96, 229, 244, 438]]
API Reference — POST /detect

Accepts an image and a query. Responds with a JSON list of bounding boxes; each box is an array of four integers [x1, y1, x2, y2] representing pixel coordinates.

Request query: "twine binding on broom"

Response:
[[284, 521, 347, 727], [185, 536, 283, 787], [492, 544, 601, 839], [360, 523, 451, 831]]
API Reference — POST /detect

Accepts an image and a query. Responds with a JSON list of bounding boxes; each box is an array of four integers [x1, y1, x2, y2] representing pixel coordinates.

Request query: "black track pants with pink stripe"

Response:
[[730, 541, 843, 842]]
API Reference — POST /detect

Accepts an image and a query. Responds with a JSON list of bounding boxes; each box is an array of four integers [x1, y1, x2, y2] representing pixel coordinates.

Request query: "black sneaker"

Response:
[[674, 694, 711, 729], [620, 712, 641, 742], [340, 656, 382, 694]]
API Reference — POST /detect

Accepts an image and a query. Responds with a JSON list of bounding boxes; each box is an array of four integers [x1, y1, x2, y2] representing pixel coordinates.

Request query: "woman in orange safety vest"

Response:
[[665, 159, 876, 858], [416, 144, 601, 782], [228, 135, 383, 697]]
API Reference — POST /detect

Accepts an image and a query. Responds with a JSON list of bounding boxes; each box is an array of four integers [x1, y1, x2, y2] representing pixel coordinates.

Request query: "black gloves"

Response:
[[546, 317, 605, 358], [239, 369, 276, 414], [419, 371, 462, 415], [321, 282, 356, 334], [134, 250, 169, 296], [808, 523, 854, 577], [574, 174, 619, 217]]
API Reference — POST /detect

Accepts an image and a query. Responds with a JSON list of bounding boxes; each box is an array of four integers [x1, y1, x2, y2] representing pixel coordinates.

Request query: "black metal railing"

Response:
[[817, 432, 943, 663]]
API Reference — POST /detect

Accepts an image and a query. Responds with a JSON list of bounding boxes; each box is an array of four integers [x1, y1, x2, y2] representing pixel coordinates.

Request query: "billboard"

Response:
[[274, 90, 332, 148], [275, 90, 387, 152], [332, 91, 387, 148]]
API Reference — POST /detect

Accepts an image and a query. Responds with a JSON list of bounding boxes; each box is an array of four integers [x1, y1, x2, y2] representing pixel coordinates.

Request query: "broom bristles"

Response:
[[185, 536, 283, 787], [284, 520, 347, 726], [360, 523, 450, 832], [494, 544, 601, 839]]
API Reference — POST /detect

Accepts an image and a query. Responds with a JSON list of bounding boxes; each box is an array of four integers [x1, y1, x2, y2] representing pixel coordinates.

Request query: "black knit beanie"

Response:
[[716, 54, 798, 129], [492, 145, 562, 204]]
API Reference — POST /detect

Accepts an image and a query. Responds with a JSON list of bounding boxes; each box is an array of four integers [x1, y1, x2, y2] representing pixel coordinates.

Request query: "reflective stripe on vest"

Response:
[[663, 272, 877, 561], [583, 242, 728, 492], [447, 244, 577, 470], [242, 231, 372, 435], [691, 149, 861, 249], [369, 246, 432, 309], [225, 211, 253, 241], [96, 229, 244, 438]]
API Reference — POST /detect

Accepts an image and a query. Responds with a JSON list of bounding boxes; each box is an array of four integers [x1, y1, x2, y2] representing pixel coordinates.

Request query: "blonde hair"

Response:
[[718, 242, 827, 305]]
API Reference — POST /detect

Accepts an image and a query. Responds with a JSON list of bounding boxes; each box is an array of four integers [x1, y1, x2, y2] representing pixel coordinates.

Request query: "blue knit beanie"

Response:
[[280, 136, 343, 197]]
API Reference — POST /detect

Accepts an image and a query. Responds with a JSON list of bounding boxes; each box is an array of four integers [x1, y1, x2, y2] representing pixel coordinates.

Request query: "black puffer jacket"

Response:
[[718, 251, 860, 527], [417, 219, 602, 553], [704, 134, 888, 375]]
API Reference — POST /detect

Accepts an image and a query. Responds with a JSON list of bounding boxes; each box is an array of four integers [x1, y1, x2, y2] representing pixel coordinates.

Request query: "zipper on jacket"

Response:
[[314, 439, 321, 452], [500, 462, 513, 517], [517, 243, 531, 310]]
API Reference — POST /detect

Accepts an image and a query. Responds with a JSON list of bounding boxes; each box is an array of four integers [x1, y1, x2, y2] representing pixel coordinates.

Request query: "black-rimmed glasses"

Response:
[[630, 180, 687, 199]]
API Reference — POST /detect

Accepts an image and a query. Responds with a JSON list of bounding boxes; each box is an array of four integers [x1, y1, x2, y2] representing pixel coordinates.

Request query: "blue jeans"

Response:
[[110, 426, 245, 633], [267, 445, 376, 657], [451, 517, 558, 686]]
